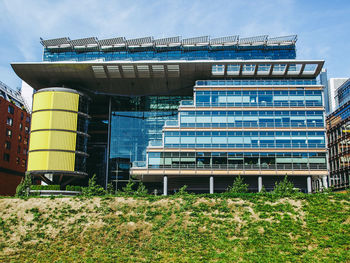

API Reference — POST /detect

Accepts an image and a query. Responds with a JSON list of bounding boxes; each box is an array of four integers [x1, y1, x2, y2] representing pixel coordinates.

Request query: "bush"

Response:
[[15, 174, 32, 197], [121, 181, 135, 196], [135, 182, 148, 197], [66, 185, 82, 192], [31, 185, 60, 191], [227, 175, 249, 193], [81, 174, 106, 197], [106, 183, 114, 195], [175, 185, 189, 196], [273, 176, 297, 195]]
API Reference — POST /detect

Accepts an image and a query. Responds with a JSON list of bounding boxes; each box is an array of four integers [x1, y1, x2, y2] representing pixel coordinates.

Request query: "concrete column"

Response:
[[258, 176, 262, 192], [307, 176, 312, 194], [322, 176, 328, 189], [163, 176, 168, 196], [209, 176, 214, 194]]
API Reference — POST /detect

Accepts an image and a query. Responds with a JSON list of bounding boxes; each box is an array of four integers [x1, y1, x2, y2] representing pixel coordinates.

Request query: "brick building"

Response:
[[0, 81, 30, 195]]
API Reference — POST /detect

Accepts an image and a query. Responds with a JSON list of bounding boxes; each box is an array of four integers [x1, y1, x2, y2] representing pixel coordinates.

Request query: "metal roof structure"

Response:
[[40, 35, 298, 51], [11, 59, 323, 97]]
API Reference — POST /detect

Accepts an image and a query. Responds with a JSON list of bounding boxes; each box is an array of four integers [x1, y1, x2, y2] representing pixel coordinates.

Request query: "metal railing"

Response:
[[143, 163, 327, 170], [195, 79, 318, 86], [164, 143, 326, 148], [195, 101, 323, 108]]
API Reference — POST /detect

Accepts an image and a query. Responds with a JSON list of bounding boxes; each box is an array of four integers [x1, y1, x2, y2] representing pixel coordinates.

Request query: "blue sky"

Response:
[[0, 0, 349, 89]]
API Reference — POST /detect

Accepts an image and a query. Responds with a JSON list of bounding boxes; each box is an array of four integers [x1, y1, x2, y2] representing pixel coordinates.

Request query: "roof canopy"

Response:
[[40, 35, 298, 52], [12, 59, 323, 97]]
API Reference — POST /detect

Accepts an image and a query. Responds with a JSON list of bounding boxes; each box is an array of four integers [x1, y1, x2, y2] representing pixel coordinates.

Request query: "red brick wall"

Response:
[[0, 96, 30, 195], [0, 171, 23, 196]]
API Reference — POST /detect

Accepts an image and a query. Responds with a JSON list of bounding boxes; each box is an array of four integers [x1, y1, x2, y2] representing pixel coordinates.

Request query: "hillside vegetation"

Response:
[[0, 193, 349, 262]]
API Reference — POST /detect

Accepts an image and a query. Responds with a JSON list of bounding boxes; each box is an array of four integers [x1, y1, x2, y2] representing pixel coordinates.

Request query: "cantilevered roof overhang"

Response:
[[11, 60, 324, 96]]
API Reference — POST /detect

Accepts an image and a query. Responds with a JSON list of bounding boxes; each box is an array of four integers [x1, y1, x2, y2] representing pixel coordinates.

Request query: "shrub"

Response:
[[30, 185, 60, 191], [135, 182, 148, 196], [81, 174, 106, 197], [273, 176, 297, 195], [121, 181, 135, 195], [65, 185, 82, 192], [227, 175, 249, 193], [15, 174, 32, 197], [106, 183, 114, 195]]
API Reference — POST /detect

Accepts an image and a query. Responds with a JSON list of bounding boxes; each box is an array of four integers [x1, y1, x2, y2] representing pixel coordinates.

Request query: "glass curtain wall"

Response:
[[108, 95, 191, 183]]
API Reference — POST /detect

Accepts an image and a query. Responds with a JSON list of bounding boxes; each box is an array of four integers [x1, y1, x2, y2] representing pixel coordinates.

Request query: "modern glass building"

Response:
[[11, 35, 327, 192], [326, 78, 350, 190]]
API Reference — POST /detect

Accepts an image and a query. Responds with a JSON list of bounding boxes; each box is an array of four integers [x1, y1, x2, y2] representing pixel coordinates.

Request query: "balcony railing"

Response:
[[163, 143, 326, 149], [179, 122, 324, 128], [195, 79, 318, 86], [195, 101, 323, 108], [143, 163, 327, 170], [180, 100, 194, 106]]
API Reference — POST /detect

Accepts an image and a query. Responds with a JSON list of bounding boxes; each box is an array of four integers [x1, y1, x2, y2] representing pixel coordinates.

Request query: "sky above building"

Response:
[[0, 0, 349, 89]]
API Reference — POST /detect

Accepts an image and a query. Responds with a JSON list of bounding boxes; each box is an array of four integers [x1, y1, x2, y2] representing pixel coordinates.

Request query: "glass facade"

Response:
[[108, 96, 191, 182], [195, 90, 322, 107], [179, 110, 324, 128], [327, 100, 350, 190], [336, 79, 350, 107], [163, 131, 325, 148], [147, 152, 326, 170], [132, 77, 327, 193], [43, 45, 296, 62]]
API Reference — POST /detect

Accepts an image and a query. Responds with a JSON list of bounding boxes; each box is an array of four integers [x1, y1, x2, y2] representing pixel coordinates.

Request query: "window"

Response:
[[26, 116, 30, 123], [4, 141, 11, 150], [6, 129, 12, 138], [20, 112, 24, 120], [25, 126, 29, 134], [18, 135, 22, 142], [19, 123, 23, 131], [23, 148, 27, 155], [16, 157, 20, 165], [7, 117, 13, 126], [3, 153, 10, 162], [8, 105, 14, 114], [24, 138, 28, 145]]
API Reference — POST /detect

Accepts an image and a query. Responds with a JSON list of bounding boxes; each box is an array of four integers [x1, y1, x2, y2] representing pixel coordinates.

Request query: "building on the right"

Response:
[[326, 78, 350, 190]]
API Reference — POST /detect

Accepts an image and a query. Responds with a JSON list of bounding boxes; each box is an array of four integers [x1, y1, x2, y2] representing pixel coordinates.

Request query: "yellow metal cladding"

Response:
[[27, 151, 75, 171], [29, 130, 76, 151], [32, 91, 79, 112], [31, 111, 78, 131], [27, 89, 79, 173]]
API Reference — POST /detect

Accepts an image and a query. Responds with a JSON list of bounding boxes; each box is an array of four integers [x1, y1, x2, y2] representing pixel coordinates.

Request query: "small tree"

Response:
[[273, 176, 297, 195], [227, 175, 249, 193], [135, 182, 148, 196], [121, 181, 135, 196], [81, 174, 106, 197], [175, 185, 189, 196], [15, 174, 32, 197]]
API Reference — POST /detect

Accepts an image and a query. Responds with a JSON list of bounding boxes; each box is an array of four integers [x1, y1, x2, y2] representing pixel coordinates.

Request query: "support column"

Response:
[[163, 176, 168, 196], [209, 176, 214, 194], [322, 176, 328, 189], [258, 176, 262, 192], [105, 97, 112, 190], [307, 176, 312, 194]]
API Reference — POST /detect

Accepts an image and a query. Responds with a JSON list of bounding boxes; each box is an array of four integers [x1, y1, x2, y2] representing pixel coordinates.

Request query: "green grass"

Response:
[[0, 193, 349, 262]]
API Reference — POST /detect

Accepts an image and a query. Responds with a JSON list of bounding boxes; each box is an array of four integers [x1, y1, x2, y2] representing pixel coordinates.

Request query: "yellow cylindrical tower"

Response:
[[27, 88, 89, 182]]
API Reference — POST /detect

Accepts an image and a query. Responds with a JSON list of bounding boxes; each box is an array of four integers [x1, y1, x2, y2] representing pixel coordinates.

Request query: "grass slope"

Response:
[[0, 193, 349, 262]]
